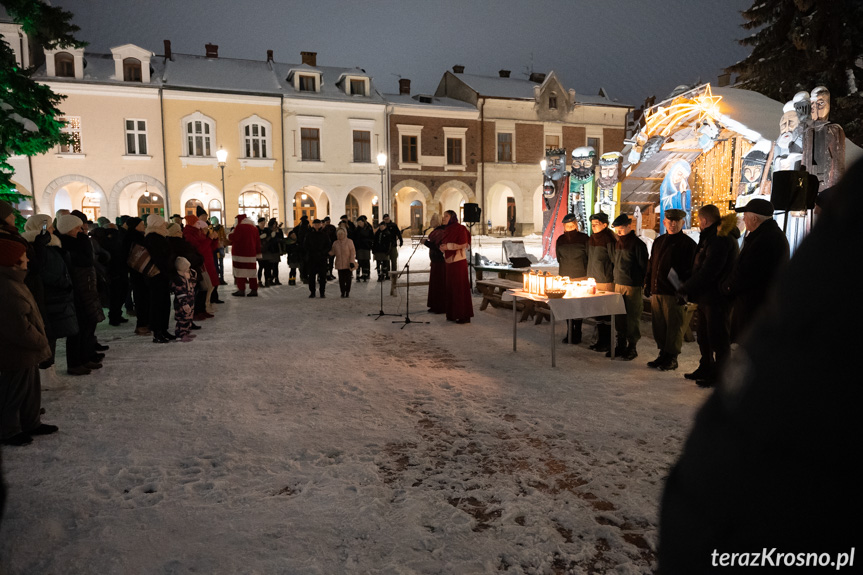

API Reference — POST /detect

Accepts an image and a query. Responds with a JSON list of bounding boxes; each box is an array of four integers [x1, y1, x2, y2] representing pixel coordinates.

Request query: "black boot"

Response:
[[647, 352, 667, 369], [590, 324, 611, 352], [658, 355, 679, 371], [606, 339, 627, 358]]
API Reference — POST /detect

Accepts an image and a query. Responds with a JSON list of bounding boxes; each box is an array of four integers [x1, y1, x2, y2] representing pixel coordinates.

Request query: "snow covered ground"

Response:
[[0, 235, 711, 574]]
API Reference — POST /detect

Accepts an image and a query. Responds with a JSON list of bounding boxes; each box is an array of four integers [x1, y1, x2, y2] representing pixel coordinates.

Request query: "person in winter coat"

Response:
[[143, 214, 175, 343], [256, 217, 273, 287], [263, 218, 284, 286], [555, 213, 589, 343], [643, 209, 697, 372], [209, 216, 228, 285], [285, 230, 301, 285], [303, 219, 332, 298], [292, 216, 310, 282], [678, 205, 740, 387], [382, 213, 403, 273], [181, 217, 219, 315], [440, 210, 474, 324], [424, 213, 447, 314], [724, 199, 790, 343], [21, 215, 78, 376], [57, 214, 106, 373], [0, 200, 36, 299], [322, 217, 338, 281], [171, 256, 197, 342], [353, 216, 374, 282], [329, 227, 358, 297], [373, 221, 395, 281], [0, 239, 58, 446], [90, 218, 127, 325], [659, 160, 863, 575], [122, 217, 151, 336], [610, 214, 649, 360], [229, 214, 262, 297], [586, 212, 617, 352]]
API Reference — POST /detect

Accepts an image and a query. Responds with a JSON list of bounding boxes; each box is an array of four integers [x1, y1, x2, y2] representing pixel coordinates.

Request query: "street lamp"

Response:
[[377, 152, 387, 223], [216, 147, 228, 223]]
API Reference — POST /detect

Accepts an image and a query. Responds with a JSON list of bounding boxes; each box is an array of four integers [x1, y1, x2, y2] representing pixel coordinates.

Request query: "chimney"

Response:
[[163, 40, 172, 61], [717, 72, 731, 87], [301, 51, 317, 66], [452, 65, 465, 74], [498, 69, 510, 78], [399, 78, 411, 95], [266, 50, 274, 63], [529, 72, 546, 84], [205, 43, 218, 58]]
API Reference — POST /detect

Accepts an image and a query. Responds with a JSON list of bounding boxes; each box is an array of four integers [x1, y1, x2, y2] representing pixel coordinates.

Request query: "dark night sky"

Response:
[[53, 0, 753, 106]]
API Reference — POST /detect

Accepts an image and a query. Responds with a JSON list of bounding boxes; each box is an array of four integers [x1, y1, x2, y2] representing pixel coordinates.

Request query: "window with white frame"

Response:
[[443, 127, 467, 170], [59, 116, 82, 153], [298, 75, 317, 92], [497, 132, 513, 162], [301, 128, 320, 161], [125, 119, 147, 155], [349, 78, 367, 96], [353, 130, 371, 163], [244, 123, 268, 158], [396, 124, 422, 168], [545, 134, 560, 151], [184, 114, 215, 157]]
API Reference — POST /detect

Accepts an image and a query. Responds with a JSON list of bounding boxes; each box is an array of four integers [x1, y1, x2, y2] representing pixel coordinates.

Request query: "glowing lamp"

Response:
[[523, 271, 530, 292], [540, 159, 548, 172], [216, 148, 228, 164], [377, 152, 387, 168]]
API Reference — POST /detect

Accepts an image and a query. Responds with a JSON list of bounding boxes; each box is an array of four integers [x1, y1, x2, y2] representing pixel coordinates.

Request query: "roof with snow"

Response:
[[272, 62, 386, 104], [384, 93, 478, 112], [162, 53, 282, 95]]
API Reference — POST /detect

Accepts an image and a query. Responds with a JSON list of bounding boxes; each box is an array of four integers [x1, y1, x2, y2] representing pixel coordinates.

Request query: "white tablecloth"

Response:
[[502, 289, 626, 318]]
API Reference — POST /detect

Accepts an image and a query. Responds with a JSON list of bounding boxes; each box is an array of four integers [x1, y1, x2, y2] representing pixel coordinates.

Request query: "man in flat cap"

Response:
[[586, 212, 616, 352], [303, 218, 332, 298], [644, 208, 697, 371], [723, 199, 789, 343], [556, 213, 589, 344], [610, 213, 648, 360]]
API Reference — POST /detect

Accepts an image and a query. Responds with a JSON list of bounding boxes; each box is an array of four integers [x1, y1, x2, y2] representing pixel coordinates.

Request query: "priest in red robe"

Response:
[[440, 210, 474, 324]]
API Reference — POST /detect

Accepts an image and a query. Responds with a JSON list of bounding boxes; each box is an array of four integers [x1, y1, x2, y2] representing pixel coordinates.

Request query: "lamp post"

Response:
[[377, 152, 387, 224], [216, 147, 228, 223]]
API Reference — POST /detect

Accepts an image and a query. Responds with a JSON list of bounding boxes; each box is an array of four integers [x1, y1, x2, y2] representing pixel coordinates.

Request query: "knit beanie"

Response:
[[0, 238, 26, 267], [194, 219, 209, 229], [0, 199, 14, 221], [175, 256, 191, 272], [70, 210, 88, 225], [125, 217, 142, 231], [57, 214, 84, 235], [185, 214, 198, 227], [166, 222, 183, 237], [146, 213, 166, 231]]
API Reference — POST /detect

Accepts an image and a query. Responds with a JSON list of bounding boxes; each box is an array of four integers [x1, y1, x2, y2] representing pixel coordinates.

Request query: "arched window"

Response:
[[55, 52, 74, 77], [81, 192, 101, 221], [410, 200, 423, 234], [123, 57, 142, 82], [208, 199, 222, 224], [240, 115, 273, 159], [184, 114, 215, 157], [239, 191, 270, 223], [185, 198, 204, 218], [345, 194, 359, 221], [293, 192, 316, 226], [137, 192, 164, 218]]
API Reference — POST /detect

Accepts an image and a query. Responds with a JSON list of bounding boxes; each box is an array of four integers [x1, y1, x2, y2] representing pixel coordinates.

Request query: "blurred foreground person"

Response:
[[659, 161, 863, 573]]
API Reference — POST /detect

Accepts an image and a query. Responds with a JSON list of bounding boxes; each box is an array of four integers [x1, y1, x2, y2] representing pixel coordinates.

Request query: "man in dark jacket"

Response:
[[724, 199, 790, 343], [382, 213, 403, 274], [610, 214, 648, 360], [353, 216, 375, 281], [322, 217, 338, 281], [293, 216, 311, 282], [586, 212, 616, 351], [644, 209, 697, 371], [555, 213, 589, 344], [91, 219, 128, 326], [678, 204, 739, 387], [303, 219, 332, 298]]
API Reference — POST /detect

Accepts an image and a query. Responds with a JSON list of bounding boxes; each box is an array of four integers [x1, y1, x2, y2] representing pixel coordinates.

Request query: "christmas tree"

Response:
[[725, 0, 863, 146], [0, 0, 84, 229]]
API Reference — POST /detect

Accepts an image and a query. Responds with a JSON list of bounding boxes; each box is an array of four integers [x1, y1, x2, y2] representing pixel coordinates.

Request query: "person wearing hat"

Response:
[[228, 214, 261, 297], [381, 214, 403, 275], [723, 199, 789, 343], [353, 215, 374, 282], [303, 218, 332, 298], [293, 215, 311, 282], [586, 212, 617, 352], [321, 217, 338, 281], [609, 213, 648, 360], [556, 213, 589, 344], [0, 238, 58, 446], [372, 220, 395, 282], [678, 205, 740, 387], [143, 214, 175, 342], [644, 208, 697, 371], [171, 214, 184, 229]]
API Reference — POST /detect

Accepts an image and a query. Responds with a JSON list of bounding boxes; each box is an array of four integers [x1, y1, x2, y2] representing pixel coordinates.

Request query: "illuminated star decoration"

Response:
[[643, 84, 723, 139]]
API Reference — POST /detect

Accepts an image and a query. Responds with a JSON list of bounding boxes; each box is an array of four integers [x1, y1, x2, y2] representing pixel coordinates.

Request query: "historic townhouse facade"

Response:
[[274, 52, 387, 226], [26, 41, 168, 222], [385, 79, 480, 232], [435, 67, 631, 234]]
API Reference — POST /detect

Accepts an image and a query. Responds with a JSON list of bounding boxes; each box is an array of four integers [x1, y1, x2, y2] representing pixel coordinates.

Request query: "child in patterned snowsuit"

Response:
[[171, 257, 197, 342]]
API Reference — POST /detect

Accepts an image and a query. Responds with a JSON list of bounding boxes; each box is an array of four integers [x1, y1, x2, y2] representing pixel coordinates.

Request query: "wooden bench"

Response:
[[476, 279, 542, 322], [390, 269, 431, 296]]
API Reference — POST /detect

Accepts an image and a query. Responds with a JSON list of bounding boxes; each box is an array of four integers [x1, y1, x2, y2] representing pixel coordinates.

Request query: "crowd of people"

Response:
[[557, 199, 790, 388]]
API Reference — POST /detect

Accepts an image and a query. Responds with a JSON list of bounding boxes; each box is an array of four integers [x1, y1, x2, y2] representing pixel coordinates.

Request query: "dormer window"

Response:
[[349, 79, 366, 96], [549, 94, 558, 110], [299, 75, 317, 91], [123, 58, 142, 82], [55, 52, 75, 77]]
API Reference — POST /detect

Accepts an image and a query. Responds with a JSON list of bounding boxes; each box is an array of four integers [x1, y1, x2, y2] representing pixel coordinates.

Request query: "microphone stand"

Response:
[[368, 227, 403, 321], [393, 226, 432, 329]]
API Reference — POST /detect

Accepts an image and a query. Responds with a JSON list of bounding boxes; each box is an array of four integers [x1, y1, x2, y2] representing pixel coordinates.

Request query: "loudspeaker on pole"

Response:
[[463, 203, 481, 223]]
